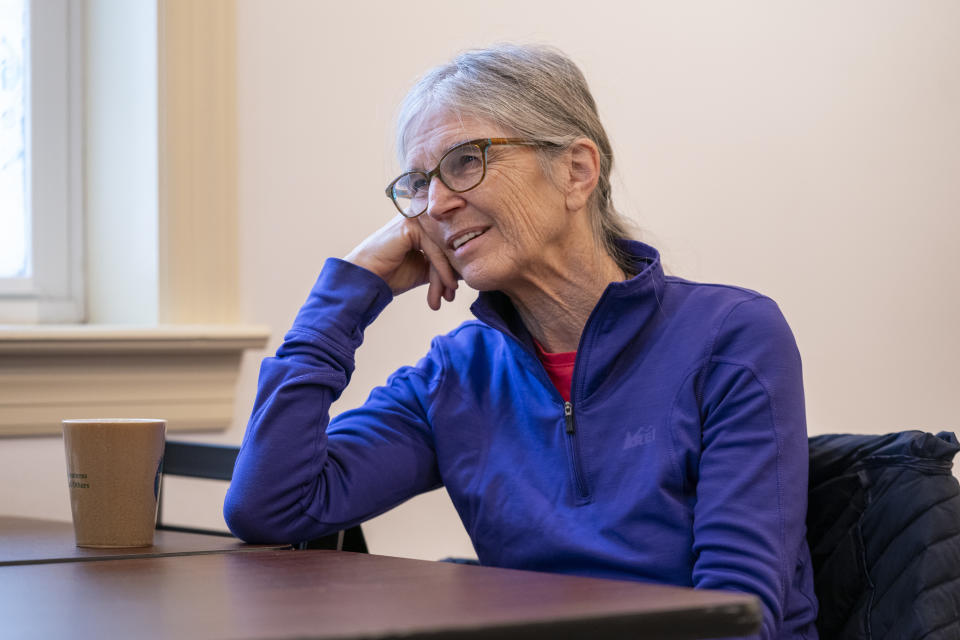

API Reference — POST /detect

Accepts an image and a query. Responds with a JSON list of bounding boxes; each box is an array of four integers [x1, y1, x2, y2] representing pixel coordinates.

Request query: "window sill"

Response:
[[0, 324, 269, 437]]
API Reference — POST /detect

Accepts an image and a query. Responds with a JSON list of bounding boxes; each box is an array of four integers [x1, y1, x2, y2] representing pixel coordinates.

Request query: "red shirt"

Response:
[[533, 339, 576, 402]]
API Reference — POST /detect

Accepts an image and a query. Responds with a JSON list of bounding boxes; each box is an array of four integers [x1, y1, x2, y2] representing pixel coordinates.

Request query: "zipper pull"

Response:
[[564, 401, 575, 434]]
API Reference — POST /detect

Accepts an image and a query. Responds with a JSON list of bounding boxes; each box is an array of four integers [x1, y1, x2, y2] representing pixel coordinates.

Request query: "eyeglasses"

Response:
[[385, 138, 557, 218]]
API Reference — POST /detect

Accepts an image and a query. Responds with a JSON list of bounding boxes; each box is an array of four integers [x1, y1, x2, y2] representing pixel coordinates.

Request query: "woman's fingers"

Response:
[[426, 264, 443, 311], [417, 230, 459, 293], [344, 217, 426, 294], [344, 214, 460, 306], [419, 235, 460, 310]]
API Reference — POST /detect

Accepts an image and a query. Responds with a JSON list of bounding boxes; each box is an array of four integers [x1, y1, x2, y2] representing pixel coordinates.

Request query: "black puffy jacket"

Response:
[[807, 430, 960, 639]]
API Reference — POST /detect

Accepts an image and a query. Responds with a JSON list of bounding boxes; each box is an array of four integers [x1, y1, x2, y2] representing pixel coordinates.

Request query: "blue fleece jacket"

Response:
[[224, 241, 818, 639]]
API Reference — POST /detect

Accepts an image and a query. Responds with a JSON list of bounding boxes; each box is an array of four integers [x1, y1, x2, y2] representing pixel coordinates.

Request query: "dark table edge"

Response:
[[249, 597, 762, 640], [0, 544, 295, 567]]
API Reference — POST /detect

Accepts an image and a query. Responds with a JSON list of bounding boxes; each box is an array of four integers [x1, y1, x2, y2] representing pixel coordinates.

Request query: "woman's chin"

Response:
[[458, 263, 507, 293]]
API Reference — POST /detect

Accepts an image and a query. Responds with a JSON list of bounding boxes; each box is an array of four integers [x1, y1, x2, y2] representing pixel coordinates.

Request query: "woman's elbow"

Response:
[[223, 486, 275, 543]]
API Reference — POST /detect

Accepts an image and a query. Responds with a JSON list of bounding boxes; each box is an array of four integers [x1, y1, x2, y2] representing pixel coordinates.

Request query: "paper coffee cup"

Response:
[[62, 419, 166, 548]]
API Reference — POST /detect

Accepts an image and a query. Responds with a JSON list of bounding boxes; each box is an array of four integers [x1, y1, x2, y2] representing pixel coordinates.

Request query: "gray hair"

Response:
[[396, 44, 635, 272]]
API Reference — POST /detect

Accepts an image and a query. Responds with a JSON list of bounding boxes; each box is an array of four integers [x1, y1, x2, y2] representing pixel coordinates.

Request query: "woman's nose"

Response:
[[425, 177, 463, 219]]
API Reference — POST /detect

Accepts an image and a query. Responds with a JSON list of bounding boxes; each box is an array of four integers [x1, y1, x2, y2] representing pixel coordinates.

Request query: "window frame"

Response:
[[0, 0, 271, 438], [0, 0, 84, 323]]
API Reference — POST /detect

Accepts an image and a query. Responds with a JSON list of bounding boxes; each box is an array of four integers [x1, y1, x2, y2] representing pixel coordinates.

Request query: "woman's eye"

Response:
[[444, 150, 481, 176]]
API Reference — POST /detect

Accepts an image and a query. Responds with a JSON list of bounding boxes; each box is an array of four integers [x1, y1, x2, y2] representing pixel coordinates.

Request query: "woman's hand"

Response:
[[344, 216, 459, 310]]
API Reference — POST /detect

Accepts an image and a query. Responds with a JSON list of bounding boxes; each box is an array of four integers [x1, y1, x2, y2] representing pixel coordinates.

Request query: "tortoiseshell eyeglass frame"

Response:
[[384, 137, 559, 218]]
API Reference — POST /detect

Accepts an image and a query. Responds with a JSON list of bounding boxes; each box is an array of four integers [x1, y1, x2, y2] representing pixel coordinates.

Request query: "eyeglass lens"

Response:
[[391, 142, 486, 216]]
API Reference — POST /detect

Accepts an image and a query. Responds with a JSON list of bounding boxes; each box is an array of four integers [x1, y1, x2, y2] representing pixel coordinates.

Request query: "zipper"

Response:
[[558, 287, 618, 504], [563, 401, 590, 501], [469, 296, 594, 502]]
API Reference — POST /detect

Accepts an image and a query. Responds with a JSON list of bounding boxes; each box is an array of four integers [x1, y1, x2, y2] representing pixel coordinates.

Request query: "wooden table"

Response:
[[0, 516, 289, 566], [0, 549, 761, 639]]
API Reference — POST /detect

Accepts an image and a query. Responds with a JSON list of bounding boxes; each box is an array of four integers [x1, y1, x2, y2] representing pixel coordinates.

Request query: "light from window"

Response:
[[0, 0, 29, 279]]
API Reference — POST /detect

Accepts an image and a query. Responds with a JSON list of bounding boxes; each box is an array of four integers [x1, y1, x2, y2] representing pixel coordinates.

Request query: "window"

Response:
[[0, 0, 28, 280], [0, 0, 83, 323], [0, 0, 270, 437]]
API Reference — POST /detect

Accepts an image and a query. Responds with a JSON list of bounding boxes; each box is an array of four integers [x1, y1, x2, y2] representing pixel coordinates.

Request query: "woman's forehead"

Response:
[[402, 109, 501, 167]]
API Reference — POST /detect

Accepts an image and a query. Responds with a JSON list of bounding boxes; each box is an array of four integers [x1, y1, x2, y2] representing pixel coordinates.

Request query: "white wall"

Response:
[[2, 1, 957, 562], [231, 0, 959, 559]]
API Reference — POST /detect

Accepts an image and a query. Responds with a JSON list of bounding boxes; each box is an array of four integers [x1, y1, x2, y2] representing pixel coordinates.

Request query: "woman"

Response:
[[225, 45, 818, 639]]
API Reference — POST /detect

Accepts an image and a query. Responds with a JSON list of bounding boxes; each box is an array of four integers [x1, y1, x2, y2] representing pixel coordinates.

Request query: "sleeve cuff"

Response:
[[287, 258, 394, 352]]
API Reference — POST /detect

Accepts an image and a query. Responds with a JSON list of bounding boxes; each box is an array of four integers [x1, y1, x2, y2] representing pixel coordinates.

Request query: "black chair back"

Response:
[[158, 440, 367, 552], [807, 430, 960, 639]]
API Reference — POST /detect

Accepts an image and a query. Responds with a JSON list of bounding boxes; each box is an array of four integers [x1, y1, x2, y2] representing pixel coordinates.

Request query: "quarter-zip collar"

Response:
[[470, 240, 668, 400]]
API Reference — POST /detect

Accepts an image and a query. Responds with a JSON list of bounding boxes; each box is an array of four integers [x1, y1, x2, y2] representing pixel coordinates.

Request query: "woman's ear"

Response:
[[563, 138, 601, 213]]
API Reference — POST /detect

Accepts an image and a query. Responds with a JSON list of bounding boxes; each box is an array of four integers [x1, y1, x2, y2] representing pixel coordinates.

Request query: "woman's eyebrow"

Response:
[[404, 138, 478, 172]]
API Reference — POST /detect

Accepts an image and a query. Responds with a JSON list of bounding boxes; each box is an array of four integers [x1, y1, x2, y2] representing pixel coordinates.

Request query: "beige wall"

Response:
[[2, 1, 958, 561]]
